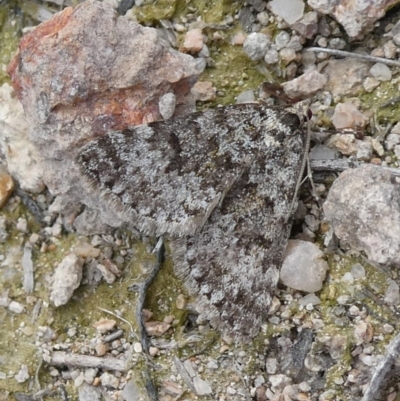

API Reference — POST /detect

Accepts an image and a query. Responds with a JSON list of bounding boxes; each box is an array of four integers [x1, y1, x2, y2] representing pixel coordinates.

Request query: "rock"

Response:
[[269, 0, 304, 25], [264, 49, 279, 64], [298, 293, 321, 306], [243, 32, 271, 60], [0, 166, 13, 209], [100, 372, 120, 389], [14, 365, 30, 383], [385, 132, 400, 151], [308, 0, 399, 38], [93, 318, 117, 333], [22, 244, 34, 293], [193, 376, 212, 396], [144, 321, 171, 336], [122, 380, 141, 401], [9, 301, 25, 314], [79, 382, 102, 401], [354, 321, 373, 345], [356, 141, 373, 161], [282, 70, 327, 98], [331, 102, 368, 130], [322, 59, 369, 97], [236, 90, 255, 104], [274, 31, 290, 50], [384, 279, 400, 305], [0, 83, 45, 193], [7, 0, 199, 233], [280, 240, 328, 292], [363, 77, 380, 92], [159, 93, 176, 120], [351, 263, 366, 279], [325, 134, 358, 156], [182, 29, 204, 53], [191, 81, 217, 102], [324, 166, 400, 267], [369, 62, 392, 81], [309, 145, 337, 160], [291, 11, 319, 39], [50, 254, 84, 307]]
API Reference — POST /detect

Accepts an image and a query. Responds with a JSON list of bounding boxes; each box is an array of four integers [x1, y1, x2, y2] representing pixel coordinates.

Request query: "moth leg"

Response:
[[130, 237, 164, 353], [128, 237, 164, 401]]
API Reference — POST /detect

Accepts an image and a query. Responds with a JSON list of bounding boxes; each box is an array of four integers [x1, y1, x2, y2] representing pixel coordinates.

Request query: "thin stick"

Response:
[[306, 47, 400, 68], [310, 159, 400, 177], [47, 351, 128, 372]]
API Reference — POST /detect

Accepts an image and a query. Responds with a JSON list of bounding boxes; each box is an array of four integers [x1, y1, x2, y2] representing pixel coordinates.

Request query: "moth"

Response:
[[77, 103, 309, 338]]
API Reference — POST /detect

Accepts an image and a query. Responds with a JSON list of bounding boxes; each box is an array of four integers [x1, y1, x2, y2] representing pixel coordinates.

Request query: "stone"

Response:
[[269, 0, 304, 25], [331, 102, 367, 130], [182, 29, 204, 53], [385, 132, 400, 151], [282, 70, 327, 98], [7, 0, 199, 233], [50, 254, 84, 307], [280, 240, 328, 292], [324, 166, 400, 268], [369, 62, 392, 81], [325, 134, 358, 156], [9, 301, 25, 314], [193, 376, 212, 396], [191, 81, 217, 102], [243, 32, 271, 60], [79, 383, 102, 401], [159, 92, 176, 120], [292, 11, 319, 38], [308, 0, 399, 38], [384, 279, 400, 305], [0, 83, 45, 193], [0, 166, 13, 209], [14, 365, 30, 383], [93, 318, 117, 333], [322, 59, 369, 97]]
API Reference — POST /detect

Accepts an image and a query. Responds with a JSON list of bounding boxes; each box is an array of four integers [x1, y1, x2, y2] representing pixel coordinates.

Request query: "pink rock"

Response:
[[7, 0, 200, 233], [182, 28, 204, 53], [282, 69, 327, 98], [191, 81, 217, 102], [331, 102, 367, 130]]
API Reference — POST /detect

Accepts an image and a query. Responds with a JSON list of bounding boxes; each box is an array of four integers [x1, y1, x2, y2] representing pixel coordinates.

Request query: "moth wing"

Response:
[[77, 104, 287, 236], [171, 116, 306, 338]]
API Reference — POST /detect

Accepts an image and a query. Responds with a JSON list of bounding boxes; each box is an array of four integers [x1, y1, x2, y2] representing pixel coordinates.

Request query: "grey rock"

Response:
[[351, 263, 366, 279], [324, 166, 400, 267], [280, 240, 328, 292], [269, 0, 305, 25], [384, 132, 400, 151], [356, 141, 373, 161], [243, 33, 271, 60], [159, 92, 176, 120], [122, 380, 141, 401], [370, 62, 392, 81], [236, 90, 255, 104], [384, 279, 400, 305], [79, 382, 102, 401], [193, 376, 212, 396], [309, 144, 337, 160], [50, 254, 84, 307]]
